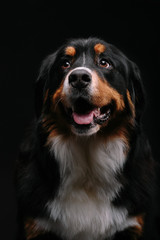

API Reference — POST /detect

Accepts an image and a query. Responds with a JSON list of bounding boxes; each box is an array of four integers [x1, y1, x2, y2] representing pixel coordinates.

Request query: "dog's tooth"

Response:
[[107, 109, 111, 114], [94, 108, 100, 117]]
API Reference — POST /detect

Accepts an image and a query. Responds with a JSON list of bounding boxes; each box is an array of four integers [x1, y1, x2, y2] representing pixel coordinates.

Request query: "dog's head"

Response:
[[36, 38, 145, 137]]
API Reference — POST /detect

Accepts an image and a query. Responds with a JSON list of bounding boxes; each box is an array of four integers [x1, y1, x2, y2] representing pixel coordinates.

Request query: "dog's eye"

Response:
[[62, 60, 71, 69], [99, 59, 111, 69]]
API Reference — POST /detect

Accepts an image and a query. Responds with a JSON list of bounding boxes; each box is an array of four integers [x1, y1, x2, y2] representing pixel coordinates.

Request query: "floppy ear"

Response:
[[129, 61, 146, 123], [35, 52, 57, 118]]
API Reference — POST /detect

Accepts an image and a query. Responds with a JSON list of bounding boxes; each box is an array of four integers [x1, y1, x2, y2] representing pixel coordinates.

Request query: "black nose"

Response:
[[69, 69, 91, 89]]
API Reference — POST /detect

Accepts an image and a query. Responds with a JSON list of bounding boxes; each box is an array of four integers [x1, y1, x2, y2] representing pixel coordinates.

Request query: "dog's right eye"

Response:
[[62, 60, 71, 69]]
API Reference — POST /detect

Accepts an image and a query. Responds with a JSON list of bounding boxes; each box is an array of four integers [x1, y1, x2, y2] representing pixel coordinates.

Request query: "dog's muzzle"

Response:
[[61, 67, 112, 135]]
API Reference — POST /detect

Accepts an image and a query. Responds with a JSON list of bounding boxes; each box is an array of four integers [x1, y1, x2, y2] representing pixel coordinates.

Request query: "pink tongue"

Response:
[[72, 111, 94, 125]]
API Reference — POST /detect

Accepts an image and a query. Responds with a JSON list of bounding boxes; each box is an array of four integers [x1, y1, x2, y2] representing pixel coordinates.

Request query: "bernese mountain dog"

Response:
[[16, 37, 155, 240]]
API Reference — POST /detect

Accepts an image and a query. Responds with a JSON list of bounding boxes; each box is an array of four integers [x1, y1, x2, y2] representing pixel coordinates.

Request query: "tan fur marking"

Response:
[[43, 85, 71, 145], [94, 43, 106, 54], [127, 90, 135, 117], [128, 215, 144, 238], [25, 218, 45, 240], [65, 46, 76, 56], [136, 215, 144, 234], [110, 127, 130, 148], [52, 84, 64, 106], [92, 71, 125, 112], [136, 215, 144, 227], [44, 89, 49, 104]]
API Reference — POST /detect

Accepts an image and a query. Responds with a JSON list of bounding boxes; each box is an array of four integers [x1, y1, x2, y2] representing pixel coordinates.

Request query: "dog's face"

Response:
[[36, 38, 145, 137]]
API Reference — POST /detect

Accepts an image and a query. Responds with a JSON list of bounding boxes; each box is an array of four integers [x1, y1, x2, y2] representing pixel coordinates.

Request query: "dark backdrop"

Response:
[[1, 1, 160, 239]]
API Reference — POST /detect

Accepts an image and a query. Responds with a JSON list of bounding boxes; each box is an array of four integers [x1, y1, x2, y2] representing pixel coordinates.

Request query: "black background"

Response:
[[1, 0, 160, 239]]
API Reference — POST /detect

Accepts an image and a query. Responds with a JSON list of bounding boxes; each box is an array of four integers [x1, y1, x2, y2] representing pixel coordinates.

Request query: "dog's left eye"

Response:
[[62, 60, 71, 69], [99, 59, 111, 69]]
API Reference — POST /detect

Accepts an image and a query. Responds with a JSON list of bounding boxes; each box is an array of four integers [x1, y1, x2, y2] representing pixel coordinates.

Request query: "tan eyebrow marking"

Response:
[[94, 43, 106, 54], [65, 46, 76, 56]]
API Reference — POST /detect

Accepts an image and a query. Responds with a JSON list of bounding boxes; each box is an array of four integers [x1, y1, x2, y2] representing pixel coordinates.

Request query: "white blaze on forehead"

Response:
[[83, 52, 86, 65]]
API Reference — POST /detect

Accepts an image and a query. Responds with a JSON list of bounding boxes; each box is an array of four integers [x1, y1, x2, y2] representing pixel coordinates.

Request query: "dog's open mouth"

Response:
[[64, 98, 112, 131], [72, 106, 111, 125]]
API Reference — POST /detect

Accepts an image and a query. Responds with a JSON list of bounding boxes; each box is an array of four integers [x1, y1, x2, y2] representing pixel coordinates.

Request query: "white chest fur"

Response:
[[36, 136, 138, 240]]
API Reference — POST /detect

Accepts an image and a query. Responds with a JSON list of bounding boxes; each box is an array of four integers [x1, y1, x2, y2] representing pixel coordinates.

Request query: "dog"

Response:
[[16, 37, 155, 240]]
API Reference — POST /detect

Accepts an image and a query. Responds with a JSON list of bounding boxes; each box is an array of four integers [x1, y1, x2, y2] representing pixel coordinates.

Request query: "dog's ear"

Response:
[[35, 52, 57, 118], [128, 61, 146, 123]]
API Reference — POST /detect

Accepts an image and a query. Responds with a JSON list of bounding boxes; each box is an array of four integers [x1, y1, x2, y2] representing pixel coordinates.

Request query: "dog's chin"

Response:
[[71, 122, 100, 136]]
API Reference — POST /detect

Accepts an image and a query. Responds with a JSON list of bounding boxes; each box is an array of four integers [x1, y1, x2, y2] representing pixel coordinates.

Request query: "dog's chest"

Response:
[[37, 136, 138, 239], [50, 136, 126, 200]]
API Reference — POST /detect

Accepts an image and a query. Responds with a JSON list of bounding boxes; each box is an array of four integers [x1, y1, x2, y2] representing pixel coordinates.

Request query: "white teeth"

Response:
[[94, 108, 100, 117], [101, 113, 107, 118]]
